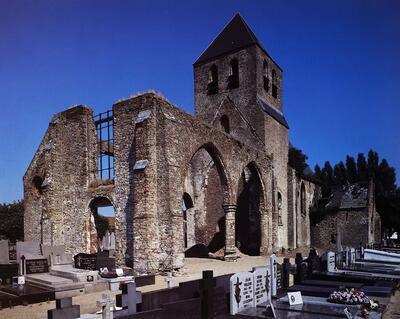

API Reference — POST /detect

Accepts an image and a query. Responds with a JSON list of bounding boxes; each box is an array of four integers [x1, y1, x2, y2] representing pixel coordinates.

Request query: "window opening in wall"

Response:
[[207, 65, 219, 95], [32, 176, 44, 195], [277, 192, 283, 226], [272, 69, 278, 98], [228, 59, 239, 89], [94, 110, 114, 180], [89, 197, 115, 253], [263, 60, 269, 92], [300, 182, 306, 216], [220, 115, 230, 134]]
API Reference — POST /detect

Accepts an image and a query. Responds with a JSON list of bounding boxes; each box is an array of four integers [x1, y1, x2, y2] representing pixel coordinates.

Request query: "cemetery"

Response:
[[1, 235, 400, 318]]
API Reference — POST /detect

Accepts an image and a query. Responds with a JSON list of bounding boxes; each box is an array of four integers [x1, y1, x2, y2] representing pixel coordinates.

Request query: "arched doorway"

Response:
[[236, 163, 263, 256], [182, 192, 194, 248], [184, 144, 229, 254], [87, 197, 115, 253], [297, 182, 308, 247]]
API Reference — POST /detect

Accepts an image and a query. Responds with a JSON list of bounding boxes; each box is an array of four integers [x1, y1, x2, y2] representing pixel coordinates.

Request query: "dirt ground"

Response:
[[1, 254, 399, 319]]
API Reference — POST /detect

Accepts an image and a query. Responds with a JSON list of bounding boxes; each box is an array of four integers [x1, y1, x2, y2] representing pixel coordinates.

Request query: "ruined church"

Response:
[[24, 14, 319, 272]]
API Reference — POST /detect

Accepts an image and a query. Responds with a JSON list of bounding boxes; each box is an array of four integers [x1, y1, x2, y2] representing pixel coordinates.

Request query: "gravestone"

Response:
[[0, 240, 9, 264], [344, 248, 349, 266], [199, 270, 216, 319], [229, 271, 254, 315], [48, 297, 80, 319], [16, 241, 41, 263], [97, 292, 114, 319], [253, 267, 269, 306], [165, 272, 173, 288], [269, 254, 277, 296], [116, 282, 142, 316], [350, 248, 356, 264], [294, 253, 304, 284], [50, 253, 72, 267], [282, 258, 291, 289], [25, 258, 49, 274], [276, 263, 283, 294], [41, 245, 65, 260], [327, 251, 335, 272], [74, 253, 97, 270]]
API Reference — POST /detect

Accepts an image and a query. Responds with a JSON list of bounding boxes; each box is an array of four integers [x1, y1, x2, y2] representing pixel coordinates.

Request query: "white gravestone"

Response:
[[253, 267, 269, 306], [230, 272, 254, 315], [350, 248, 356, 264], [269, 254, 277, 297], [164, 272, 173, 288], [327, 251, 336, 272]]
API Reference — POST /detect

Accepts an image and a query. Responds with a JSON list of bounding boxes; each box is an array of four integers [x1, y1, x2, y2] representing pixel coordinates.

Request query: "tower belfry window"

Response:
[[228, 59, 239, 89], [207, 65, 219, 95], [272, 69, 278, 99], [263, 60, 269, 92]]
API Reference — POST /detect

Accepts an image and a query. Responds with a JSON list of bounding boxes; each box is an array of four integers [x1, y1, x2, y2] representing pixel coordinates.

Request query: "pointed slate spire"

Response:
[[194, 13, 267, 66]]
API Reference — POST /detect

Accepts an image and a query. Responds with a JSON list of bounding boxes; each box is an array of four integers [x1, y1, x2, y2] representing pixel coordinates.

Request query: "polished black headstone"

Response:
[[26, 258, 49, 274]]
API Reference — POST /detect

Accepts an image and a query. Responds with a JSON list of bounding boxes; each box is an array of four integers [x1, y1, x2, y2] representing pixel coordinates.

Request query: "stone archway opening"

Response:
[[87, 197, 115, 253], [184, 144, 229, 255], [236, 163, 263, 256], [182, 192, 194, 249]]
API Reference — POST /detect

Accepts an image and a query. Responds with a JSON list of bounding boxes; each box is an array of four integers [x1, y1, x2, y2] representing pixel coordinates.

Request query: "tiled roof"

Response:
[[256, 96, 289, 129], [325, 182, 369, 210], [194, 14, 277, 67]]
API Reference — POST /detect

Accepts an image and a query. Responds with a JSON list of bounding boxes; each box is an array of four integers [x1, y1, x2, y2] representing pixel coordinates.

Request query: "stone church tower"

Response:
[[193, 14, 289, 247]]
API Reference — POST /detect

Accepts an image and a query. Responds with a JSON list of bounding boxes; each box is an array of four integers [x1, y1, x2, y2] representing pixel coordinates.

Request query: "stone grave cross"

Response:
[[199, 270, 216, 319], [97, 292, 114, 319], [116, 282, 142, 316], [164, 272, 173, 288]]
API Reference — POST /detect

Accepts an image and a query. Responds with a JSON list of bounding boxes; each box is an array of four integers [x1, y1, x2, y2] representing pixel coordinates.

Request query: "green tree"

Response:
[[334, 161, 348, 185], [0, 200, 24, 242], [346, 156, 357, 183], [288, 146, 309, 174], [357, 153, 368, 182], [367, 149, 379, 178]]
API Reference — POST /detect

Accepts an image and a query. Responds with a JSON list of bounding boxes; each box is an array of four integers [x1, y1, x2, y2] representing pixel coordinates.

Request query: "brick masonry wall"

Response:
[[311, 209, 370, 250]]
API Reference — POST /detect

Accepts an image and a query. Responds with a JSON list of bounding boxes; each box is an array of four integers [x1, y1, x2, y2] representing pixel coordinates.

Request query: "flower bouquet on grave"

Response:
[[327, 288, 370, 305]]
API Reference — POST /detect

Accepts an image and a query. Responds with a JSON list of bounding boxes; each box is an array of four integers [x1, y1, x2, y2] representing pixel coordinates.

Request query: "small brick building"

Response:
[[24, 14, 319, 272], [311, 180, 381, 250]]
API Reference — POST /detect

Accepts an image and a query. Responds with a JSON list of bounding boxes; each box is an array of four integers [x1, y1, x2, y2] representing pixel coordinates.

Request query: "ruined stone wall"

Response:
[[311, 209, 370, 250], [24, 106, 101, 255], [24, 92, 279, 272], [287, 167, 320, 249]]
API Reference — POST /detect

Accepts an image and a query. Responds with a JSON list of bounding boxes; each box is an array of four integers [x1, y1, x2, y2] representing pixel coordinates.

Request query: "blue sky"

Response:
[[0, 0, 399, 203]]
